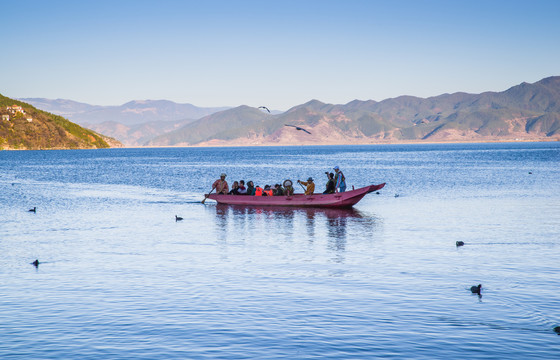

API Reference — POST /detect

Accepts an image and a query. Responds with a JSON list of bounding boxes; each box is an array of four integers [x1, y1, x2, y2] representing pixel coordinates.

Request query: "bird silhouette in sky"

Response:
[[284, 124, 311, 134], [258, 106, 270, 113]]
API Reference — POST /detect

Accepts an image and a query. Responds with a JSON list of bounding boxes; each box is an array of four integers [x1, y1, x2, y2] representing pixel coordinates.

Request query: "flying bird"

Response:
[[284, 124, 311, 134], [258, 106, 271, 113]]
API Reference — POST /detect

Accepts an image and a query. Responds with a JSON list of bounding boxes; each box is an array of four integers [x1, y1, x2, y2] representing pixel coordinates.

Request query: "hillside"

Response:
[[0, 95, 121, 150], [147, 76, 560, 146]]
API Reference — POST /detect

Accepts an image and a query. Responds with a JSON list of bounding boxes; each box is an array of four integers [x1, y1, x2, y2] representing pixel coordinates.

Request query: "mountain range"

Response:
[[20, 98, 230, 146], [23, 76, 560, 147], [147, 76, 560, 146]]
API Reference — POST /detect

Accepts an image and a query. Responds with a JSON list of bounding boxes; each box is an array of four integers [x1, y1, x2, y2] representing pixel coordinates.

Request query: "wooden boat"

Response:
[[206, 183, 385, 208]]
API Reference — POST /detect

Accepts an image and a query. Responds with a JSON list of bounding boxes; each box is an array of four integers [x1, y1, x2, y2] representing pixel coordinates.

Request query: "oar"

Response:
[[298, 181, 306, 192], [201, 188, 214, 204]]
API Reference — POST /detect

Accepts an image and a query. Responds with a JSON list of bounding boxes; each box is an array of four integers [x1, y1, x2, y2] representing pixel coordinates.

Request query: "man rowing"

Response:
[[297, 177, 315, 195]]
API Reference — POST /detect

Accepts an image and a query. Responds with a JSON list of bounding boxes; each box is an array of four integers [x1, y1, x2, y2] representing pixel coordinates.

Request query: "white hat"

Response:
[[333, 166, 339, 170], [220, 173, 226, 177]]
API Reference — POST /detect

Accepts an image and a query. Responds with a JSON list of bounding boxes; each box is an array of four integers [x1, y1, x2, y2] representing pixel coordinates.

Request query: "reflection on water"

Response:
[[213, 204, 380, 263], [216, 204, 367, 221]]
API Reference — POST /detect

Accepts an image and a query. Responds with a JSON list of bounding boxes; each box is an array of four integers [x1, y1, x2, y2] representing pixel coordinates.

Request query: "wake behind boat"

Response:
[[205, 183, 385, 208]]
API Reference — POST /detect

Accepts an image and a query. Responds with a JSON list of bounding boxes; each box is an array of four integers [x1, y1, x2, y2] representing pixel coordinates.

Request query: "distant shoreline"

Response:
[[2, 138, 557, 151], [128, 137, 559, 149]]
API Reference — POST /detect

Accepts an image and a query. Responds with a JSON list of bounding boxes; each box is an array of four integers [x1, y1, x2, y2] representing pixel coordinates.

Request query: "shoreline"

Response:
[[1, 137, 558, 151], [131, 137, 559, 149]]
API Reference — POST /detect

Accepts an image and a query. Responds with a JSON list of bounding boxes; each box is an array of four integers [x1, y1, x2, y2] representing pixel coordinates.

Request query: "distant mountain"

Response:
[[90, 118, 196, 147], [21, 98, 231, 126], [18, 98, 100, 117], [20, 98, 231, 146], [1, 95, 121, 150], [147, 105, 272, 146], [147, 76, 560, 146]]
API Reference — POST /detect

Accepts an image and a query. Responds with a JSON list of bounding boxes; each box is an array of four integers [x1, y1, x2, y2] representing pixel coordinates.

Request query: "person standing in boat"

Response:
[[333, 166, 346, 193], [323, 172, 335, 194], [298, 177, 315, 195], [212, 173, 229, 195]]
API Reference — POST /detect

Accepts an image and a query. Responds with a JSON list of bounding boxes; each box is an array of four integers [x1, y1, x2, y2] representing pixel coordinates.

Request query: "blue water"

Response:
[[1, 142, 559, 359]]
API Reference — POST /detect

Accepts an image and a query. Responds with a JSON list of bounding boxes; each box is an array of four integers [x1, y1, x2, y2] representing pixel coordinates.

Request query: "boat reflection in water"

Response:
[[211, 204, 382, 263]]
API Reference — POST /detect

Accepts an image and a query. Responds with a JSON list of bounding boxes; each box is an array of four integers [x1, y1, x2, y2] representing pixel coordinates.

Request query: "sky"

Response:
[[2, 0, 560, 110]]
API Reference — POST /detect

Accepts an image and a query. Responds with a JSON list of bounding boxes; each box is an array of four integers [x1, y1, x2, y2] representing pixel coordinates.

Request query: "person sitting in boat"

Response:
[[228, 181, 240, 195], [283, 180, 294, 196], [263, 185, 274, 196], [323, 172, 335, 194], [333, 166, 346, 193], [298, 177, 315, 195], [274, 184, 284, 196], [254, 185, 264, 196], [246, 181, 256, 195], [212, 173, 229, 195], [238, 180, 247, 195]]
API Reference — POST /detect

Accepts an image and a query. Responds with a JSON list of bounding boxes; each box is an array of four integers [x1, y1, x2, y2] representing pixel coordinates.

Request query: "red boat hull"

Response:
[[206, 183, 385, 208]]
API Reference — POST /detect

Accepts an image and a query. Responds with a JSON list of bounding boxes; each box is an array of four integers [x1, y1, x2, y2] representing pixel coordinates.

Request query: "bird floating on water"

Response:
[[31, 259, 39, 267], [28, 207, 36, 213], [258, 106, 270, 113], [175, 215, 184, 222], [554, 326, 560, 335], [470, 284, 482, 294], [456, 241, 465, 247], [284, 124, 311, 134]]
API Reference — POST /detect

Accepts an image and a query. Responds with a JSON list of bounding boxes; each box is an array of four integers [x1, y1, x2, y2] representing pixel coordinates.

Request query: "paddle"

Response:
[[297, 180, 306, 192], [201, 187, 215, 204]]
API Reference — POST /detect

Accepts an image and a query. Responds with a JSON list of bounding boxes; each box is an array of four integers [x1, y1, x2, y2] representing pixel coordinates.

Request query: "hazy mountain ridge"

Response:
[[20, 98, 231, 126], [20, 98, 232, 146], [147, 76, 560, 146]]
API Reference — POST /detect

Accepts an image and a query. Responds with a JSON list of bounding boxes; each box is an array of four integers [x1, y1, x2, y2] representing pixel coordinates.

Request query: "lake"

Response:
[[1, 142, 559, 359]]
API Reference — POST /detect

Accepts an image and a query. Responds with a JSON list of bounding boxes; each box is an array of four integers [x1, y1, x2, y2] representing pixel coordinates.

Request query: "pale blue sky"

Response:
[[2, 0, 559, 110]]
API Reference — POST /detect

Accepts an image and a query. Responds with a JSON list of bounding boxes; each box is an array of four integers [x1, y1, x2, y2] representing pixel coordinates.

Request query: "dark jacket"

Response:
[[324, 179, 335, 194]]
